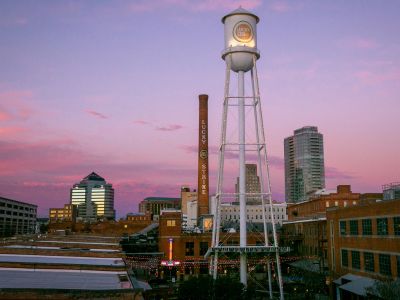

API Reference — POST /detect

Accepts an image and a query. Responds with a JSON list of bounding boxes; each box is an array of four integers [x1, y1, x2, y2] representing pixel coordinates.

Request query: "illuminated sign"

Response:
[[233, 21, 253, 43], [161, 260, 181, 266], [169, 238, 173, 261]]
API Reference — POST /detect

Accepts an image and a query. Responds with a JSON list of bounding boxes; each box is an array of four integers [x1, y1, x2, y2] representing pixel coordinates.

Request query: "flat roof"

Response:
[[143, 197, 180, 201], [283, 217, 326, 225], [3, 245, 119, 253], [0, 196, 37, 208], [0, 254, 124, 266], [0, 268, 132, 290], [36, 240, 119, 246]]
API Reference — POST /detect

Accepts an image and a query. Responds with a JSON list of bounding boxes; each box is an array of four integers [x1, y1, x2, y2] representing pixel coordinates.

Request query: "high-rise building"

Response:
[[235, 164, 261, 204], [284, 126, 325, 203], [70, 172, 115, 220]]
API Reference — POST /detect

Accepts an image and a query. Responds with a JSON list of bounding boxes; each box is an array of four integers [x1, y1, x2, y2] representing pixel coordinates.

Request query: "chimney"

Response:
[[198, 94, 209, 216]]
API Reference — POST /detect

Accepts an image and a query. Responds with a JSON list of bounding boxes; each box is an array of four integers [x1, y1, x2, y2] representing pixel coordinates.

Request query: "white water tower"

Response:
[[206, 8, 287, 300], [222, 8, 259, 72]]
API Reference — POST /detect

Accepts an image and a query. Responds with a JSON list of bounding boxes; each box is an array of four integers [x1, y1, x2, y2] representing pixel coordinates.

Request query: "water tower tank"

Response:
[[222, 7, 260, 72]]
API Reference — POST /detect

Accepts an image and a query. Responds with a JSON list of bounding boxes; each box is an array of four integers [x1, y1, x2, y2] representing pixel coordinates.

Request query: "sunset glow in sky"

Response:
[[1, 1, 399, 217]]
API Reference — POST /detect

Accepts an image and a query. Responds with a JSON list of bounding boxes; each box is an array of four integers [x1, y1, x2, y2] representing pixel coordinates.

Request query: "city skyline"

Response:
[[1, 1, 399, 217]]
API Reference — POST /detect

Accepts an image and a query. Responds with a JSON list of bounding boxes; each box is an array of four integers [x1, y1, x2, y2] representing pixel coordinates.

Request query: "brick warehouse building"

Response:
[[158, 210, 271, 280], [282, 186, 382, 262], [327, 199, 400, 279], [286, 185, 381, 220]]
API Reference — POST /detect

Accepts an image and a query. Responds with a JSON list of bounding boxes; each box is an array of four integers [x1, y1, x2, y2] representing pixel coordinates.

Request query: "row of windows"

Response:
[[185, 241, 209, 256], [341, 249, 399, 276], [326, 200, 357, 208], [224, 214, 286, 220], [0, 210, 35, 218], [340, 217, 400, 236], [0, 202, 36, 212], [224, 207, 286, 213]]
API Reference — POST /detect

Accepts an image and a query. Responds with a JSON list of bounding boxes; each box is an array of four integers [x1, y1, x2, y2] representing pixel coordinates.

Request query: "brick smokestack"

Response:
[[198, 94, 209, 216]]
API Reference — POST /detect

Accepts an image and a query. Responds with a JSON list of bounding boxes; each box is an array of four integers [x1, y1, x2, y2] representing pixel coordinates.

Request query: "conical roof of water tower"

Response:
[[221, 7, 259, 23]]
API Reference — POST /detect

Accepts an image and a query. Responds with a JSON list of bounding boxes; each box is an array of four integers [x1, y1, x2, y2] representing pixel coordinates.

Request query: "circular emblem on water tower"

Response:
[[233, 21, 253, 43], [200, 150, 208, 159]]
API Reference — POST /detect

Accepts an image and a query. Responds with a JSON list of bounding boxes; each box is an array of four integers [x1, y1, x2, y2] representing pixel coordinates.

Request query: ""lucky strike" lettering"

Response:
[[233, 21, 253, 43]]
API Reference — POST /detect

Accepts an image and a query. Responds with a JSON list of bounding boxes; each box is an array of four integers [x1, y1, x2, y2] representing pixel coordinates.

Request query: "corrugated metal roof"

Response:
[[0, 254, 124, 266], [0, 268, 132, 290]]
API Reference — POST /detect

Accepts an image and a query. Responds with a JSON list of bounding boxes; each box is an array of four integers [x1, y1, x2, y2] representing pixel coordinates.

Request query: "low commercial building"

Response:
[[0, 196, 37, 237], [220, 202, 287, 226], [138, 197, 180, 220], [158, 210, 273, 280], [127, 212, 152, 222], [0, 236, 135, 299], [49, 204, 77, 223]]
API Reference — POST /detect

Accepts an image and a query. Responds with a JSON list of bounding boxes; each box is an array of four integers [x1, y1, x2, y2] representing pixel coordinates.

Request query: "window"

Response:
[[362, 219, 372, 235], [340, 221, 347, 235], [351, 251, 360, 269], [397, 256, 400, 278], [350, 220, 358, 235], [185, 242, 194, 256], [377, 218, 388, 235], [341, 249, 348, 267], [167, 220, 176, 227], [364, 252, 375, 272], [379, 254, 391, 275], [199, 242, 208, 256], [394, 217, 400, 236]]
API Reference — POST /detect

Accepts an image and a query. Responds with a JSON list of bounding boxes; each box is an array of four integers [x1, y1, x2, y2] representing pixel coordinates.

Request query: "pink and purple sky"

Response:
[[1, 1, 399, 217]]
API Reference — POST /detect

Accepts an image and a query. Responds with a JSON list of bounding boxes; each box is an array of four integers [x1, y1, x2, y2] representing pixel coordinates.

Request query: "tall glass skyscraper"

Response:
[[70, 172, 115, 220], [284, 126, 325, 203]]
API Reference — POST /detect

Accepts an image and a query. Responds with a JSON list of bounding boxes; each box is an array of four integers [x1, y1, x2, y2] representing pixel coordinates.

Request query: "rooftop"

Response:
[[0, 254, 124, 266], [0, 196, 37, 208], [0, 268, 132, 290], [83, 172, 105, 182], [143, 197, 180, 202]]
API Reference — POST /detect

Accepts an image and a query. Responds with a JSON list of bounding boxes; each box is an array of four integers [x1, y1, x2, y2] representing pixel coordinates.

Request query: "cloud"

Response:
[[0, 90, 34, 121], [0, 17, 29, 28], [180, 144, 284, 169], [354, 68, 400, 85], [155, 124, 183, 131], [0, 110, 12, 121], [0, 138, 199, 216], [86, 110, 108, 119], [268, 1, 302, 13], [133, 119, 151, 125], [128, 0, 262, 13], [133, 120, 184, 132], [325, 167, 355, 180], [191, 0, 262, 11], [0, 127, 26, 136], [337, 37, 379, 50]]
